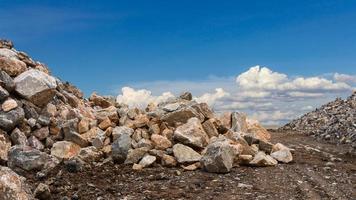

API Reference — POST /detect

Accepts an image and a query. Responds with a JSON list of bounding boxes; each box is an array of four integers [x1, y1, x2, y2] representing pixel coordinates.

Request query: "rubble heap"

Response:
[[0, 39, 293, 199], [280, 91, 356, 145]]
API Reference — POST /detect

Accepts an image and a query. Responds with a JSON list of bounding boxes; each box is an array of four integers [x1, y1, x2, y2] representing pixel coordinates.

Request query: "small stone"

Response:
[[0, 107, 25, 131], [32, 127, 49, 140], [138, 154, 156, 167], [10, 128, 27, 145], [202, 119, 219, 138], [112, 126, 134, 141], [132, 163, 143, 171], [0, 132, 11, 162], [124, 147, 149, 164], [237, 155, 253, 165], [173, 144, 202, 163], [98, 117, 112, 130], [27, 136, 44, 150], [112, 130, 132, 163], [161, 154, 177, 167], [0, 166, 33, 199], [2, 98, 18, 111], [182, 162, 201, 171], [78, 118, 90, 134], [34, 183, 51, 200], [0, 86, 9, 102], [258, 140, 273, 154], [64, 131, 88, 147], [179, 92, 192, 100], [249, 151, 278, 167], [77, 146, 103, 162], [270, 149, 293, 163]]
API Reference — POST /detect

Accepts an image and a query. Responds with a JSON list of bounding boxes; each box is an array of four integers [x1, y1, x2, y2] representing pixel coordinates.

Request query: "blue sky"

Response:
[[1, 1, 356, 124]]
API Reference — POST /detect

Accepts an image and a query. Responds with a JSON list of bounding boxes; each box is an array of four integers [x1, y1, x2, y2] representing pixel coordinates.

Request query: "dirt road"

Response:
[[27, 132, 356, 200]]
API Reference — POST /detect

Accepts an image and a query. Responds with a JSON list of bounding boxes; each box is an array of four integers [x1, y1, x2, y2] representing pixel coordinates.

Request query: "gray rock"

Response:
[[201, 137, 238, 173], [10, 128, 28, 146], [258, 140, 273, 154], [7, 145, 50, 171], [112, 131, 132, 163], [112, 126, 134, 141], [173, 117, 209, 148], [231, 112, 248, 133], [0, 85, 9, 102], [14, 69, 57, 107], [32, 127, 49, 141], [179, 91, 192, 101], [173, 143, 201, 163], [0, 166, 34, 199], [27, 136, 44, 150], [271, 149, 293, 163], [0, 70, 15, 92], [0, 107, 25, 131], [161, 106, 204, 126]]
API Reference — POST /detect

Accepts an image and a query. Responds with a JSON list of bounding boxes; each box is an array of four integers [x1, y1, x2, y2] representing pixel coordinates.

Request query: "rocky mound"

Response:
[[0, 39, 293, 199], [280, 91, 356, 145]]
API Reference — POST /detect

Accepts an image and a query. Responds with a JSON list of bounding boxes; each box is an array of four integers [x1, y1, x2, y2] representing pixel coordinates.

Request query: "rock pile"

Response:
[[0, 39, 293, 199], [280, 91, 356, 146]]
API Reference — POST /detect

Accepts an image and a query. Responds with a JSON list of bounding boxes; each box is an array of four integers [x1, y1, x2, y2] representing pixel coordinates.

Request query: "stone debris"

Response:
[[0, 39, 296, 196], [280, 91, 356, 146]]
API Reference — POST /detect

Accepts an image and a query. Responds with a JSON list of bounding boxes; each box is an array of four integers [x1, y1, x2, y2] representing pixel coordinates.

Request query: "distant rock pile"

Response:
[[280, 91, 356, 146], [0, 39, 293, 199]]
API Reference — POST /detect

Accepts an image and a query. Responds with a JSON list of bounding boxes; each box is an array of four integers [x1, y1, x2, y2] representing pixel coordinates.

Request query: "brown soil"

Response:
[[26, 132, 356, 200]]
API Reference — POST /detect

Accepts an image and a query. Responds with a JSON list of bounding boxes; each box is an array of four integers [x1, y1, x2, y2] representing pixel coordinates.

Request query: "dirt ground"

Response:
[[26, 131, 356, 200]]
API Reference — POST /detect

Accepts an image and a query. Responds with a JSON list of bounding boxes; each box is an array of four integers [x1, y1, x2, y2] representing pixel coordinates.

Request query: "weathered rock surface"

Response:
[[173, 117, 209, 148], [51, 141, 81, 159], [173, 143, 202, 163], [14, 69, 57, 107], [112, 131, 132, 163], [0, 166, 33, 199]]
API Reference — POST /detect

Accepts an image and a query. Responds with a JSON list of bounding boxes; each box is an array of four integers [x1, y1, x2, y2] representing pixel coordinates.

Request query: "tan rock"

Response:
[[151, 134, 172, 150], [249, 151, 277, 167], [219, 112, 232, 129], [78, 118, 90, 134], [173, 117, 209, 148], [182, 162, 201, 171], [0, 132, 11, 162], [161, 154, 177, 167], [2, 99, 18, 112], [0, 57, 27, 77], [98, 117, 112, 130], [132, 163, 143, 171], [202, 119, 219, 138], [51, 141, 81, 159], [246, 119, 271, 141]]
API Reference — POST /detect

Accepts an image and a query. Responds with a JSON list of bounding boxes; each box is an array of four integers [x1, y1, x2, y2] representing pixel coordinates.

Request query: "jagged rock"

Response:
[[246, 119, 271, 141], [78, 118, 90, 134], [0, 70, 15, 92], [2, 98, 18, 111], [0, 107, 25, 131], [112, 126, 134, 141], [94, 106, 119, 124], [191, 103, 214, 120], [0, 166, 33, 199], [7, 145, 52, 171], [219, 112, 232, 129], [151, 134, 172, 150], [0, 131, 11, 162], [258, 140, 273, 154], [89, 92, 113, 108], [249, 151, 278, 167], [27, 136, 44, 150], [64, 131, 88, 147], [161, 106, 204, 126], [77, 146, 103, 162], [0, 57, 27, 77], [0, 85, 9, 102], [0, 39, 14, 48], [51, 141, 81, 159], [34, 183, 51, 200], [32, 127, 49, 141], [173, 117, 209, 148], [112, 131, 132, 163], [231, 112, 248, 133], [10, 128, 27, 146], [14, 69, 57, 107], [179, 91, 192, 101], [237, 155, 253, 165], [201, 137, 239, 173], [138, 154, 156, 167], [182, 162, 201, 171], [202, 119, 219, 138], [91, 131, 106, 149], [98, 117, 112, 130], [271, 149, 293, 163], [173, 143, 201, 163], [161, 154, 177, 167], [125, 147, 149, 164]]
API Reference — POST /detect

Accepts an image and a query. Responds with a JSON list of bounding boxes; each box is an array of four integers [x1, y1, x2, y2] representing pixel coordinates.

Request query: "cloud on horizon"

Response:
[[116, 66, 356, 126]]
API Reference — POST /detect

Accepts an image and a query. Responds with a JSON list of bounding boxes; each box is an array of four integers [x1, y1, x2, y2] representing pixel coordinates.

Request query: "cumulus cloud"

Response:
[[116, 87, 174, 109], [116, 65, 355, 125], [194, 88, 230, 106]]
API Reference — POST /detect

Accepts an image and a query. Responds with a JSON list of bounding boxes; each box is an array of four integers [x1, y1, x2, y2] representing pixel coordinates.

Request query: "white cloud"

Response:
[[194, 88, 230, 106], [116, 87, 174, 109]]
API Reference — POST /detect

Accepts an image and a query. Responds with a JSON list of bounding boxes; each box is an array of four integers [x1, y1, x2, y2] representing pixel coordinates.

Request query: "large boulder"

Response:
[[173, 143, 201, 163], [201, 137, 240, 173], [173, 117, 209, 148], [0, 107, 25, 131], [0, 166, 33, 200], [14, 69, 57, 107], [7, 145, 52, 172], [112, 130, 132, 163]]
